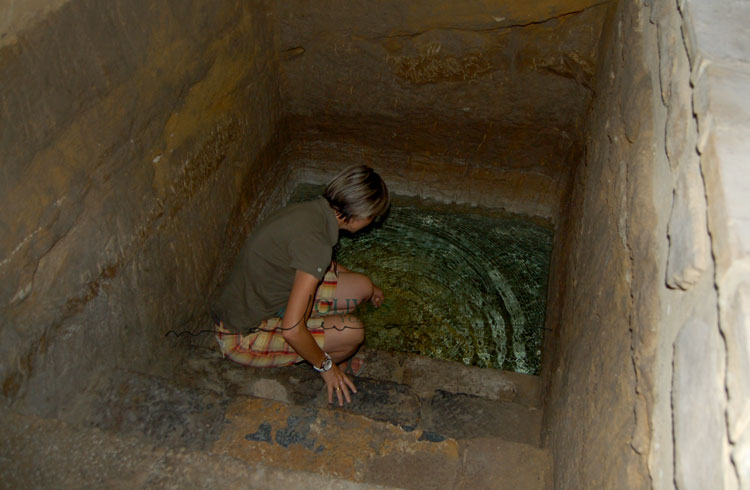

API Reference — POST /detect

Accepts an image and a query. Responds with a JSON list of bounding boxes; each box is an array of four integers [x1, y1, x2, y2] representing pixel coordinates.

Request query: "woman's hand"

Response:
[[320, 363, 357, 406], [370, 285, 384, 308]]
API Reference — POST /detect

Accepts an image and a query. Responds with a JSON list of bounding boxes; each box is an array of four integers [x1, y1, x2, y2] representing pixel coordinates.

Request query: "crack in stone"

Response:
[[366, 1, 611, 41], [673, 0, 741, 485]]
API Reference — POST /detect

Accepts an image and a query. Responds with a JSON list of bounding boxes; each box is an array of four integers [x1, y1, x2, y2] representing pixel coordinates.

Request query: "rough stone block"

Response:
[[653, 0, 681, 103], [620, 69, 651, 144], [664, 51, 697, 172], [249, 378, 291, 404], [694, 64, 750, 133], [673, 319, 727, 490], [680, 1, 750, 67], [724, 281, 750, 446], [734, 431, 750, 490], [693, 64, 750, 274], [666, 159, 710, 289]]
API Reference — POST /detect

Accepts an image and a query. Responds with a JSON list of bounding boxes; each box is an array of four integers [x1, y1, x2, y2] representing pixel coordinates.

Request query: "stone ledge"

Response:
[[357, 348, 542, 408], [292, 152, 562, 223], [172, 346, 543, 441]]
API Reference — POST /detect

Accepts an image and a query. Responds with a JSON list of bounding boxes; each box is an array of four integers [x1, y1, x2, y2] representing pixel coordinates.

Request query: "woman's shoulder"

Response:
[[249, 198, 329, 242], [271, 198, 326, 225]]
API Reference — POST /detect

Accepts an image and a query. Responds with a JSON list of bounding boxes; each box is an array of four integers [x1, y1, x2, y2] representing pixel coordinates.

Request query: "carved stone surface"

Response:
[[666, 159, 710, 289], [277, 0, 608, 223]]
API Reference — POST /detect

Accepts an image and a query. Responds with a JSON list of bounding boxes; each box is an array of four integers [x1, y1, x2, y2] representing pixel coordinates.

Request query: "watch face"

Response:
[[322, 358, 332, 371]]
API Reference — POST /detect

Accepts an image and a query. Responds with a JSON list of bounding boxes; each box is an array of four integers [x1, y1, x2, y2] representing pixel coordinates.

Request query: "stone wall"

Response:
[[542, 3, 656, 487], [275, 0, 608, 223], [0, 0, 284, 417], [543, 0, 747, 488]]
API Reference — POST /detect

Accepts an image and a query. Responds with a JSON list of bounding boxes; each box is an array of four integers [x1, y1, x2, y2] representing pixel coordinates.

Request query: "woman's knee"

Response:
[[336, 272, 374, 311]]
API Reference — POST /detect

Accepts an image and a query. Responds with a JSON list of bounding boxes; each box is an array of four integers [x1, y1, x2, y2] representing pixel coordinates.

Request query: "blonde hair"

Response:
[[323, 165, 390, 221]]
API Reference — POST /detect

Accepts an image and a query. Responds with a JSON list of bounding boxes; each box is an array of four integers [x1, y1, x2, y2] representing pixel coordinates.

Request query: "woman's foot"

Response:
[[341, 356, 365, 377]]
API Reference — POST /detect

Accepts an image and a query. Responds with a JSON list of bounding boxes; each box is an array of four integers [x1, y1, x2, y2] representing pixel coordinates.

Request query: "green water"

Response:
[[291, 185, 552, 375]]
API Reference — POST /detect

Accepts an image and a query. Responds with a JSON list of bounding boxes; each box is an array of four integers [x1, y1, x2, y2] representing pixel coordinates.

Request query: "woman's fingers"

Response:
[[371, 285, 384, 307], [330, 381, 349, 406], [342, 374, 357, 393], [324, 369, 356, 406], [337, 384, 347, 405], [336, 376, 353, 405]]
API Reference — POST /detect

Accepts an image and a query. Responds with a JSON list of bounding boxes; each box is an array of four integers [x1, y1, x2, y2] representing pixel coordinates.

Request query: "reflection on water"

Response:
[[291, 185, 552, 375]]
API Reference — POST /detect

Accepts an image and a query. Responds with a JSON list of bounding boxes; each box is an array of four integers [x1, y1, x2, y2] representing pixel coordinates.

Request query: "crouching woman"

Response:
[[210, 165, 389, 406]]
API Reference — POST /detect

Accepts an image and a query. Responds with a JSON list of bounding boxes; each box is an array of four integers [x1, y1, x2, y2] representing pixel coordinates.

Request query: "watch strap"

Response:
[[313, 352, 333, 373]]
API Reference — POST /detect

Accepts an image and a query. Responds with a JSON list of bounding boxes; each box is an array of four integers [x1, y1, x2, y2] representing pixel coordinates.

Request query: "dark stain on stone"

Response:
[[245, 422, 272, 443], [281, 46, 305, 60], [275, 414, 317, 450], [418, 431, 446, 443], [2, 373, 21, 398], [83, 374, 231, 450], [324, 377, 421, 427]]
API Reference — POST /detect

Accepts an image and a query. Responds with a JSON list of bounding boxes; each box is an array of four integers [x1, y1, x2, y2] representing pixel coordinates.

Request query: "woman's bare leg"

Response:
[[322, 313, 365, 363]]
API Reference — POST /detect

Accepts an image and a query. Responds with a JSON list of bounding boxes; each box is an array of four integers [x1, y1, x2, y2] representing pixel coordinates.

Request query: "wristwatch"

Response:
[[313, 352, 333, 373]]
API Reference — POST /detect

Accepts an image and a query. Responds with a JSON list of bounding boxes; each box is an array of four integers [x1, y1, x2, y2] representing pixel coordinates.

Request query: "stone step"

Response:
[[356, 348, 542, 408], [0, 408, 389, 490], [177, 344, 541, 408], [64, 370, 551, 489], [172, 345, 544, 447], [215, 396, 461, 488], [214, 396, 551, 490]]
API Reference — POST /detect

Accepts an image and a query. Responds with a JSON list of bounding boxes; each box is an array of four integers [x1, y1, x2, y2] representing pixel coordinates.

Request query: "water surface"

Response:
[[292, 185, 552, 374]]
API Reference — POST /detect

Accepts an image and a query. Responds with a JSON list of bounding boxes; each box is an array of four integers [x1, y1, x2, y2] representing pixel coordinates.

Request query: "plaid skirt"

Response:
[[214, 269, 338, 367]]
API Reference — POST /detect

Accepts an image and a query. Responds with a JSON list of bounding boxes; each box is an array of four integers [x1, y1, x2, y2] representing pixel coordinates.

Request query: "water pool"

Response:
[[291, 185, 552, 375]]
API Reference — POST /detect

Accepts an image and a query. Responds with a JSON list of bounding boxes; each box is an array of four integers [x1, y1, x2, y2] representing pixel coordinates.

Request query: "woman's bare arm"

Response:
[[281, 269, 356, 405]]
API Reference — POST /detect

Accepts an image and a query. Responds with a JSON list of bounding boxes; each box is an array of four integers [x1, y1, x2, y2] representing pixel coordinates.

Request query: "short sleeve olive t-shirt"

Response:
[[211, 198, 339, 333]]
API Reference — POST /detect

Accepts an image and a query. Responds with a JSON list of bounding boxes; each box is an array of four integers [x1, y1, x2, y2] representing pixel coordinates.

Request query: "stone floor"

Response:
[[1, 345, 551, 489]]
